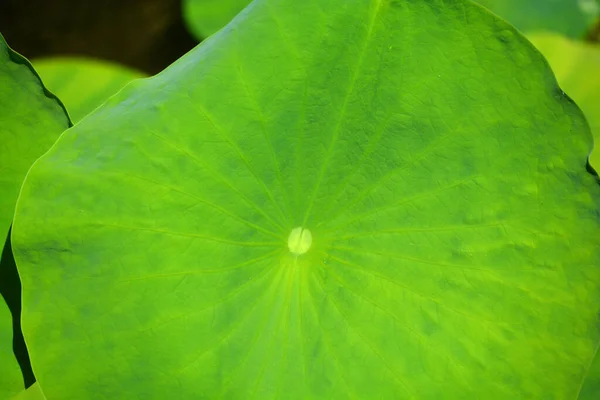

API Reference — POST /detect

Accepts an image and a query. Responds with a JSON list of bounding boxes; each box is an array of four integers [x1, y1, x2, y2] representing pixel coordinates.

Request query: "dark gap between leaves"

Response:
[[0, 226, 35, 389]]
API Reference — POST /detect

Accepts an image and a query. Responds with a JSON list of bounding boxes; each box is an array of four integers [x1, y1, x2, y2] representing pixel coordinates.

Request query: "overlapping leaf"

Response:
[[11, 0, 600, 398]]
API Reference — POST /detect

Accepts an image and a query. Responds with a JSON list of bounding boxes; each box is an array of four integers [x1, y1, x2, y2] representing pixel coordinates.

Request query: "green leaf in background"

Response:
[[0, 298, 22, 399], [0, 34, 70, 243], [183, 0, 250, 39], [11, 0, 600, 398], [10, 383, 46, 400], [32, 57, 145, 123], [476, 0, 600, 38], [526, 32, 600, 170]]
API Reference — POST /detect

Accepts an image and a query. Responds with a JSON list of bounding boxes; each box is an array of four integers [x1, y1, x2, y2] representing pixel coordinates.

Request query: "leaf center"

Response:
[[287, 227, 312, 256]]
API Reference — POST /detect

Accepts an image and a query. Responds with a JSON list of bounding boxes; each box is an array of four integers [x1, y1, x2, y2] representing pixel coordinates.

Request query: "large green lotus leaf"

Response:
[[476, 0, 600, 38], [526, 32, 600, 171], [1, 297, 22, 399], [11, 0, 600, 398], [183, 0, 250, 39], [0, 35, 70, 243], [32, 57, 145, 123]]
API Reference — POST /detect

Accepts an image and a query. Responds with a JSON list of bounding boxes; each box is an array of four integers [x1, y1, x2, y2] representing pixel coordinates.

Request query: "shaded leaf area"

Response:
[[33, 57, 146, 123], [0, 228, 35, 393], [475, 0, 600, 39], [0, 0, 198, 75], [526, 32, 600, 170], [11, 0, 600, 398], [183, 0, 250, 39]]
